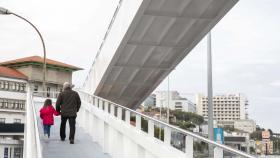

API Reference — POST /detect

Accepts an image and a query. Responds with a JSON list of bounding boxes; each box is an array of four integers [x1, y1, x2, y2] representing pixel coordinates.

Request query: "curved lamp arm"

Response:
[[0, 7, 47, 91]]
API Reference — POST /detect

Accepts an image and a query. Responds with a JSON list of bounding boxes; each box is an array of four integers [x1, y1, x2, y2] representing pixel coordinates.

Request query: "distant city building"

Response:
[[224, 131, 251, 153], [196, 94, 248, 122], [155, 91, 196, 112], [142, 94, 156, 107], [234, 119, 256, 133], [0, 56, 82, 96]]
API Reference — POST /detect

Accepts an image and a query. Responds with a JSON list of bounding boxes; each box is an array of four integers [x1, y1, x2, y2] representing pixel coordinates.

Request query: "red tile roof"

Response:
[[0, 66, 28, 80], [0, 56, 82, 71]]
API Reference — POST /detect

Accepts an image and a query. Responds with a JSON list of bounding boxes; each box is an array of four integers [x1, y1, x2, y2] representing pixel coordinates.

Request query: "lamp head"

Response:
[[0, 7, 12, 15]]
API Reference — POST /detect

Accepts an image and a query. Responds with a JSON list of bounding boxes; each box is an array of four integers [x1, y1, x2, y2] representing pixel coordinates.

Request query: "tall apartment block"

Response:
[[196, 94, 248, 121]]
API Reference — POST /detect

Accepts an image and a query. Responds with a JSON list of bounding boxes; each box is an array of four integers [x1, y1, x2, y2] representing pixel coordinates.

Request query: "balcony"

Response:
[[0, 123, 24, 134]]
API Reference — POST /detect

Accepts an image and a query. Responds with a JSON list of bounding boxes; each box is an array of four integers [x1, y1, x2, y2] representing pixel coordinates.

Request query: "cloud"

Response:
[[269, 80, 280, 87]]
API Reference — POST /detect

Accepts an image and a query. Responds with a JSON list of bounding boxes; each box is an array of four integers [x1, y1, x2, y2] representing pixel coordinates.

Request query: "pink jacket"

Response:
[[40, 105, 60, 125]]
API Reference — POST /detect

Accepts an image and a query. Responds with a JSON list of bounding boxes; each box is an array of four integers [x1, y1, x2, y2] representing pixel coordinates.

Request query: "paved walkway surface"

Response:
[[35, 101, 111, 158]]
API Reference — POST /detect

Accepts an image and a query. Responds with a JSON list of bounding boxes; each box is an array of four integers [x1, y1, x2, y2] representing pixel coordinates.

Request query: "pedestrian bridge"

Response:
[[23, 0, 256, 157], [82, 0, 239, 109], [25, 91, 255, 158]]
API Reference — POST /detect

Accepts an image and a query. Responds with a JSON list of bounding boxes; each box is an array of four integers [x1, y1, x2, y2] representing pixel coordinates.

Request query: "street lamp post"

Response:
[[207, 32, 214, 156], [0, 7, 47, 91], [167, 75, 170, 124]]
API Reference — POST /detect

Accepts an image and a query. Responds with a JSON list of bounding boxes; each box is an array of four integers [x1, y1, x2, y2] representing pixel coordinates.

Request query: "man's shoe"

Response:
[[70, 140, 74, 144], [61, 138, 65, 141]]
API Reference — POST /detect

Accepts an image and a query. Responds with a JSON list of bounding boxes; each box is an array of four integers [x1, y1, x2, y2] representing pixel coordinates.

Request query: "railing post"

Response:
[[148, 120, 154, 137], [214, 147, 223, 158], [99, 99, 103, 110], [91, 96, 94, 104], [94, 97, 98, 107], [136, 115, 141, 130], [164, 126, 171, 145], [125, 110, 130, 124], [117, 107, 122, 120], [110, 104, 115, 116], [185, 135, 193, 158], [104, 102, 109, 113]]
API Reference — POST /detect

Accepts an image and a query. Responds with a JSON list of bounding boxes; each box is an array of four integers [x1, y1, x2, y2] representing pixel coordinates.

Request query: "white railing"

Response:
[[24, 86, 42, 158], [77, 90, 256, 158], [24, 90, 60, 158]]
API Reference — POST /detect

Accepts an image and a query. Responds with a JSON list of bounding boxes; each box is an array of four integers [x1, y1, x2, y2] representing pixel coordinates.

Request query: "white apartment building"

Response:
[[0, 66, 27, 158], [234, 119, 256, 133], [155, 91, 196, 112], [142, 94, 156, 107], [196, 94, 248, 121]]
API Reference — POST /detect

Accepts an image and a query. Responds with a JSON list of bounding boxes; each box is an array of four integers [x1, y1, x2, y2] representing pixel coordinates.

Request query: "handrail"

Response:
[[30, 94, 43, 158], [78, 90, 256, 158], [24, 86, 42, 158], [83, 0, 124, 88]]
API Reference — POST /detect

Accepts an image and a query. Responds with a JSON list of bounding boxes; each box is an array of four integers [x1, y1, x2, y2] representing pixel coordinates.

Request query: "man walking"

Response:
[[56, 82, 81, 144]]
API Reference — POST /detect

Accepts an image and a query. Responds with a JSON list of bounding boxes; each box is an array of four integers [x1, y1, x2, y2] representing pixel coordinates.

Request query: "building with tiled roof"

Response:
[[0, 55, 82, 95], [0, 66, 27, 80], [0, 55, 82, 71]]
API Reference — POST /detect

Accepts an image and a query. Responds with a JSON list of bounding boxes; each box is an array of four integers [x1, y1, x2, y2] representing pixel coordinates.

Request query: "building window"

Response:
[[14, 147, 22, 158], [5, 82, 9, 89], [14, 119, 21, 124], [34, 85, 38, 92], [0, 118, 5, 123], [47, 87, 51, 97]]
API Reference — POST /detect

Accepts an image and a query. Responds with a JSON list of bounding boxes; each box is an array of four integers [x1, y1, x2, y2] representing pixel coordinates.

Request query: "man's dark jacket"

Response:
[[56, 88, 81, 117]]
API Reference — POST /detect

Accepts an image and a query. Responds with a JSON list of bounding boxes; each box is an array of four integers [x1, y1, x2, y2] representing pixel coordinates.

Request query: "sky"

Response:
[[0, 0, 279, 132]]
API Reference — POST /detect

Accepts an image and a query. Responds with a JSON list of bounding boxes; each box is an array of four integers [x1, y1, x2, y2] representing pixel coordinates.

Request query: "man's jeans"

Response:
[[60, 116, 76, 140]]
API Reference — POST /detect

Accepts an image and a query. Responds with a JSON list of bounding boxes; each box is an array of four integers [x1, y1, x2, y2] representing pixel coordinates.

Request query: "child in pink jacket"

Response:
[[40, 99, 60, 138]]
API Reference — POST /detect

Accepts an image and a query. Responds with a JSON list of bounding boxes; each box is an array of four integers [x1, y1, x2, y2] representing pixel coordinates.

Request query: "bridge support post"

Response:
[[164, 127, 171, 145], [90, 113, 97, 142], [117, 107, 122, 120], [148, 120, 154, 137], [99, 100, 103, 110], [104, 102, 109, 113], [94, 98, 98, 107], [185, 135, 193, 158], [97, 118, 105, 150], [110, 104, 115, 116], [125, 110, 130, 124], [136, 115, 141, 130], [214, 147, 223, 158], [103, 123, 109, 153]]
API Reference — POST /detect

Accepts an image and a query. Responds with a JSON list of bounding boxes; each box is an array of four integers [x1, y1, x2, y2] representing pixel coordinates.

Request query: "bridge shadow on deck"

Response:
[[35, 102, 111, 158]]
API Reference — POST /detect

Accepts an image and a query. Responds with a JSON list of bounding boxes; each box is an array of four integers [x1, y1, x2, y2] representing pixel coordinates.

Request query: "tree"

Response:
[[171, 110, 204, 125], [268, 129, 273, 135]]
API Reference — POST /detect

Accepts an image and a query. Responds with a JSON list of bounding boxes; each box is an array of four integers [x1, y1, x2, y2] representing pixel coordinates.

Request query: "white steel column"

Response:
[[185, 135, 193, 158], [148, 120, 154, 137], [207, 32, 214, 156], [104, 122, 109, 153], [136, 115, 141, 130], [164, 127, 171, 145], [117, 107, 122, 120], [125, 110, 130, 124], [214, 147, 223, 158]]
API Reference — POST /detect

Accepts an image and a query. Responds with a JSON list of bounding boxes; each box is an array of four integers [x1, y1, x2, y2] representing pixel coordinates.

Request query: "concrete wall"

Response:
[[0, 139, 23, 158], [234, 119, 256, 133], [0, 112, 25, 124], [16, 66, 72, 84]]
